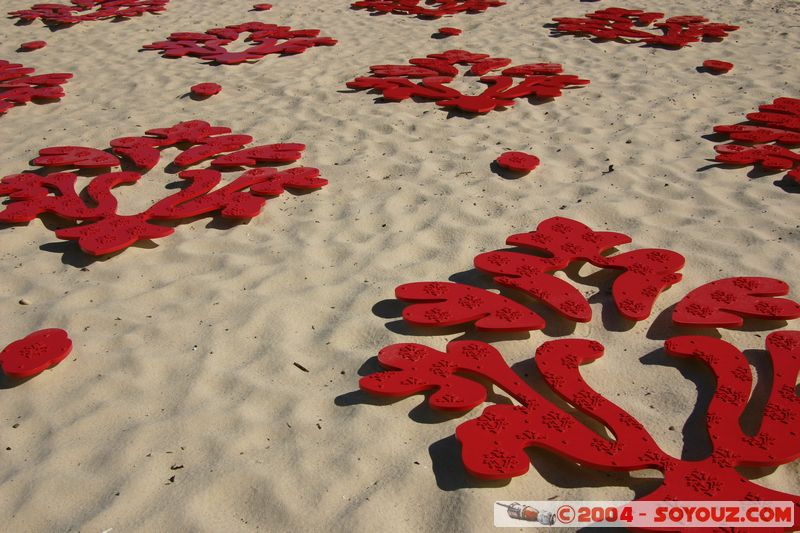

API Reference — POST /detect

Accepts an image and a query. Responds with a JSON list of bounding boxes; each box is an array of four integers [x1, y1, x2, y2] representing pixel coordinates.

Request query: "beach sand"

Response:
[[0, 0, 798, 530]]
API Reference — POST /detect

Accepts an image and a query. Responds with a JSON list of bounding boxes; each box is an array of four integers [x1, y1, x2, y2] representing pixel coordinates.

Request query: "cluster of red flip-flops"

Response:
[[0, 120, 328, 256], [713, 97, 800, 183], [9, 0, 169, 26], [351, 0, 504, 18], [360, 214, 800, 515], [361, 330, 800, 508], [0, 59, 72, 115], [1, 0, 799, 526], [143, 22, 338, 65], [347, 49, 589, 114], [552, 8, 739, 48], [394, 217, 686, 330], [0, 3, 345, 380]]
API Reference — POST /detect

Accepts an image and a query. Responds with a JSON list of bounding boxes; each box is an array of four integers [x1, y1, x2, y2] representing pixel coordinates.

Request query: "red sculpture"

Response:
[[552, 8, 739, 48], [396, 282, 544, 332], [673, 277, 800, 328], [0, 329, 72, 378], [19, 41, 47, 51], [346, 50, 589, 114], [0, 120, 328, 256], [0, 59, 72, 116], [482, 217, 685, 322], [712, 97, 800, 184], [253, 3, 272, 10], [496, 151, 539, 173], [360, 333, 800, 528], [143, 22, 337, 65], [34, 146, 121, 167], [703, 59, 733, 73], [190, 82, 222, 97], [437, 27, 462, 36], [394, 217, 684, 332], [351, 0, 504, 18], [9, 0, 169, 26]]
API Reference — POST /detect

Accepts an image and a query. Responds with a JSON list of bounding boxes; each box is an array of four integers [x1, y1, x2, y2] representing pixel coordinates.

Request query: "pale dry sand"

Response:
[[0, 0, 799, 531]]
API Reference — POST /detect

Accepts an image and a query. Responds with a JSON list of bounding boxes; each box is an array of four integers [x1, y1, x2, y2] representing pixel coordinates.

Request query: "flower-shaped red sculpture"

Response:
[[0, 329, 72, 378], [496, 151, 539, 173], [142, 22, 337, 65], [351, 0, 504, 18], [394, 217, 685, 332], [0, 120, 328, 256], [0, 59, 72, 116], [346, 50, 589, 114], [360, 333, 800, 528], [9, 0, 169, 26], [712, 97, 800, 184], [552, 8, 739, 48]]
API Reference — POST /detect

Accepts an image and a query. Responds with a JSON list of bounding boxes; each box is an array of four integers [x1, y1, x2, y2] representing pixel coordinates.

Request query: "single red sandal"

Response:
[[673, 277, 800, 328]]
